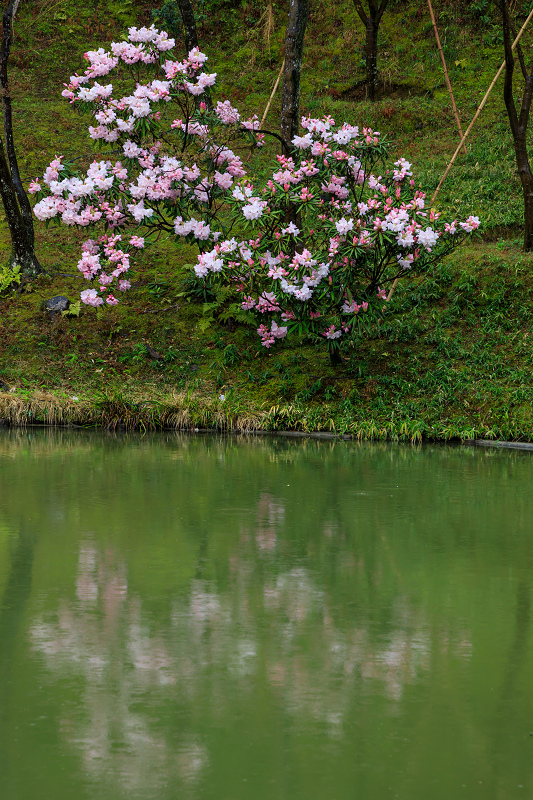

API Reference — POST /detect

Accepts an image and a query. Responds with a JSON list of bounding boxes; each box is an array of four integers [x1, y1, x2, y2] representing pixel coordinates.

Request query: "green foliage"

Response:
[[62, 300, 81, 317], [0, 262, 21, 294], [151, 1, 184, 41]]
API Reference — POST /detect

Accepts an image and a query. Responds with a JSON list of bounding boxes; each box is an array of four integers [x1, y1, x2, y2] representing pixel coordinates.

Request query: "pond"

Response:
[[0, 429, 532, 799]]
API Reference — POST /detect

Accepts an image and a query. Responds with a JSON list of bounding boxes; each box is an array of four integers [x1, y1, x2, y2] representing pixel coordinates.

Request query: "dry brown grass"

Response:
[[0, 391, 93, 427], [0, 389, 271, 432]]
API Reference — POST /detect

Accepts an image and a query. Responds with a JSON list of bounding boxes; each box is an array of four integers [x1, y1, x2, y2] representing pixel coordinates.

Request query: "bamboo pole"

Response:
[[260, 59, 285, 129], [387, 5, 533, 304], [431, 5, 533, 205], [428, 0, 466, 154]]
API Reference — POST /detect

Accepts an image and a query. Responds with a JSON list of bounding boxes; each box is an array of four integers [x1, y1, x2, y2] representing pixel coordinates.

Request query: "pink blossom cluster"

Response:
[[76, 235, 133, 304], [32, 31, 263, 307], [191, 115, 480, 350], [257, 321, 288, 348], [32, 35, 479, 327]]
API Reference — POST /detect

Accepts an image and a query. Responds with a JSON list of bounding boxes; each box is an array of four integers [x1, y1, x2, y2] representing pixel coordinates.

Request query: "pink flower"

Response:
[[323, 325, 341, 340], [81, 289, 104, 307]]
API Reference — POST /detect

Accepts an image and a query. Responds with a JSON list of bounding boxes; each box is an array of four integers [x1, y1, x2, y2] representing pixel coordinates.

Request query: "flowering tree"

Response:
[[31, 25, 479, 364], [30, 26, 262, 306], [193, 117, 480, 363]]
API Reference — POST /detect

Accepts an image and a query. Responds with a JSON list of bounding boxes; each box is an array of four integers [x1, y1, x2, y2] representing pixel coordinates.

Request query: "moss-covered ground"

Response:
[[1, 0, 533, 440]]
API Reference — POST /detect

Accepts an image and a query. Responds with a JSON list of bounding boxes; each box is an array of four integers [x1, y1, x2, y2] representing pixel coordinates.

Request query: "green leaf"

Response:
[[62, 301, 81, 318]]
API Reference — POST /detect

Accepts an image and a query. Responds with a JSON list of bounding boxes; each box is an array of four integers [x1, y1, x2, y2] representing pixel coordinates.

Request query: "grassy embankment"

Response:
[[1, 0, 533, 440]]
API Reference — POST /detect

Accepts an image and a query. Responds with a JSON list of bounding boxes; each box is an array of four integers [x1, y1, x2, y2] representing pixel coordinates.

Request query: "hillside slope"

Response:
[[1, 0, 533, 441]]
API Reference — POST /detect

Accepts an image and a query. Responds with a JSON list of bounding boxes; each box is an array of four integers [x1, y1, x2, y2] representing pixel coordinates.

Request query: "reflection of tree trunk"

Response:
[[0, 528, 35, 790], [194, 529, 210, 580], [491, 579, 530, 789]]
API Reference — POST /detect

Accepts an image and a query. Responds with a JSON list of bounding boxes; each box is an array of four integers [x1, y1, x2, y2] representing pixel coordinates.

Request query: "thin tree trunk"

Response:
[[500, 0, 533, 251], [352, 0, 390, 101], [365, 20, 378, 100], [280, 0, 309, 150], [0, 0, 41, 276], [176, 0, 198, 53]]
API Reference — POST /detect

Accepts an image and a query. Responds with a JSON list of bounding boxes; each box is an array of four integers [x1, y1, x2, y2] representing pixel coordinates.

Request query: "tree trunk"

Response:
[[328, 342, 342, 366], [499, 0, 533, 251], [514, 135, 533, 251], [176, 0, 198, 53], [352, 1, 390, 101], [365, 20, 379, 100], [280, 0, 309, 150], [0, 0, 42, 276]]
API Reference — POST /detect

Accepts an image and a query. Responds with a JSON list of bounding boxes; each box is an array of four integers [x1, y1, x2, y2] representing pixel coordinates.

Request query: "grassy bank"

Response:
[[1, 0, 533, 440]]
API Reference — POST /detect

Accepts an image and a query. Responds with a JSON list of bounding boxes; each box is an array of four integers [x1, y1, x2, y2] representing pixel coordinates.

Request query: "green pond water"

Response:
[[1, 429, 533, 800]]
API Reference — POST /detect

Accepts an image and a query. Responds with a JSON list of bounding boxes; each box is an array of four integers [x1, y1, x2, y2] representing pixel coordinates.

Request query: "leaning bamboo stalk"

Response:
[[260, 59, 285, 128], [385, 6, 533, 304], [428, 0, 466, 154], [431, 5, 533, 205]]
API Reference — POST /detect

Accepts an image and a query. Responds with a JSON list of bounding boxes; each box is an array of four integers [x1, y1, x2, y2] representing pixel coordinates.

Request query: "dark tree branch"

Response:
[[508, 13, 528, 81], [499, 0, 533, 250], [1, 0, 34, 247], [352, 0, 369, 26]]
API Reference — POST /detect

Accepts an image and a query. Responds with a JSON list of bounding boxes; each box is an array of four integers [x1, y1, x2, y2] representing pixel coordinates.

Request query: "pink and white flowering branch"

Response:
[[31, 27, 261, 307], [190, 115, 480, 354], [32, 27, 479, 352]]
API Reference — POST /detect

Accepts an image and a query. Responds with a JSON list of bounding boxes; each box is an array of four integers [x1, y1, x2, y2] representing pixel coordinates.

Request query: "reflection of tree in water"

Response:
[[31, 544, 209, 796], [29, 492, 473, 795]]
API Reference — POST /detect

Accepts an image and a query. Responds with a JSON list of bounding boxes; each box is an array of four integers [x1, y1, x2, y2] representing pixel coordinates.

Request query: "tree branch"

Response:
[[351, 0, 369, 26], [509, 13, 528, 81], [377, 0, 390, 22], [500, 0, 520, 140]]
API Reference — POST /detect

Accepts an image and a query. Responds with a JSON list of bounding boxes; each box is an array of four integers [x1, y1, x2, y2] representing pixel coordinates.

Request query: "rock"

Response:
[[45, 296, 70, 315], [145, 344, 164, 361]]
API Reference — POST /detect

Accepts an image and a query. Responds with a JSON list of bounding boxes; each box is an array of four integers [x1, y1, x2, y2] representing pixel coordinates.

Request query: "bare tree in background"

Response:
[[280, 0, 309, 150], [499, 0, 533, 250], [0, 0, 42, 277], [153, 0, 198, 53], [352, 0, 390, 101], [176, 0, 198, 53]]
